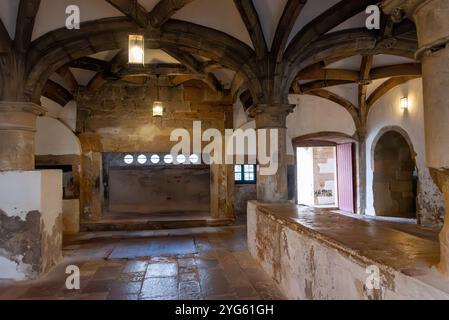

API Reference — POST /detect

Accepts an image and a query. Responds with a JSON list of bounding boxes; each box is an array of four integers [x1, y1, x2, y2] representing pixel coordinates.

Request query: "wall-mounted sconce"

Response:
[[400, 97, 409, 110], [128, 34, 144, 64], [153, 75, 164, 117]]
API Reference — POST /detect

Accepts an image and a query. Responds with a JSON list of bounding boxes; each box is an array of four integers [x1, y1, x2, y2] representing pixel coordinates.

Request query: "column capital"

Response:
[[383, 0, 449, 55], [248, 104, 295, 129], [0, 101, 47, 132], [382, 0, 426, 18], [356, 128, 368, 141], [0, 101, 47, 115]]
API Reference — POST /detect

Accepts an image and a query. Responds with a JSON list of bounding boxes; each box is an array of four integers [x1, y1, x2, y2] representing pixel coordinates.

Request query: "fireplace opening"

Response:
[[102, 153, 211, 220]]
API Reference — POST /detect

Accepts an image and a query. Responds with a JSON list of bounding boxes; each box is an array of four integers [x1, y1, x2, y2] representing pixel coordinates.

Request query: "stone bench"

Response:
[[247, 201, 449, 300]]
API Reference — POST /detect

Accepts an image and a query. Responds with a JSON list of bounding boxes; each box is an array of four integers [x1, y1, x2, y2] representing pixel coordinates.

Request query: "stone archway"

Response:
[[372, 128, 418, 219]]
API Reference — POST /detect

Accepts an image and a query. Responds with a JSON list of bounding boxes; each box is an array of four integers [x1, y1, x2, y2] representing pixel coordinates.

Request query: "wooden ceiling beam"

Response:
[[105, 0, 148, 27], [233, 0, 267, 59], [148, 0, 195, 28], [68, 57, 110, 73], [42, 80, 74, 106], [296, 64, 360, 82], [285, 0, 379, 62], [271, 0, 307, 64], [15, 0, 41, 53], [300, 80, 355, 93], [162, 47, 204, 74], [360, 55, 373, 82], [370, 63, 421, 80], [55, 66, 78, 92], [0, 18, 11, 53]]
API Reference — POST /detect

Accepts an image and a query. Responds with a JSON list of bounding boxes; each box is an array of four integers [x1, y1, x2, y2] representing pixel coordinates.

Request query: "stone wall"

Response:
[[313, 147, 337, 206], [373, 131, 417, 218], [234, 184, 257, 217], [76, 78, 234, 222]]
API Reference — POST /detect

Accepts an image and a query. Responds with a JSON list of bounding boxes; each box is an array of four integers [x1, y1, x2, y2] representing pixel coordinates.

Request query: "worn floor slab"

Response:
[[0, 225, 285, 300]]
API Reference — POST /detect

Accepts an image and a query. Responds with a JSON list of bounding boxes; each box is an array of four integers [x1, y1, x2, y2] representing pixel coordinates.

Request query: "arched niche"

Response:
[[372, 127, 418, 219]]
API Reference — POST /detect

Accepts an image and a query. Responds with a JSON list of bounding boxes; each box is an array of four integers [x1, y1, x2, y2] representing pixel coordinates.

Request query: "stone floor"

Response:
[[0, 224, 285, 300]]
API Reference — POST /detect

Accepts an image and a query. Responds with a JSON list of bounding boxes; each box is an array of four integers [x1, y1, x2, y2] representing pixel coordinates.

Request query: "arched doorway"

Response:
[[294, 132, 357, 213], [373, 130, 418, 219]]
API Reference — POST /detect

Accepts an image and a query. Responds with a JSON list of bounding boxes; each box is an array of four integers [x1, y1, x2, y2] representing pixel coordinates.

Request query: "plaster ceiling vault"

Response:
[[0, 0, 420, 127]]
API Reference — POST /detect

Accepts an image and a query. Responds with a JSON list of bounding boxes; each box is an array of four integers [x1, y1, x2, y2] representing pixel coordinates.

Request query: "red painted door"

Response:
[[336, 144, 355, 213]]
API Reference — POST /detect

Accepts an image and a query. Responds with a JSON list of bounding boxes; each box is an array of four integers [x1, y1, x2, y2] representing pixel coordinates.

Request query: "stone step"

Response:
[[80, 218, 235, 232]]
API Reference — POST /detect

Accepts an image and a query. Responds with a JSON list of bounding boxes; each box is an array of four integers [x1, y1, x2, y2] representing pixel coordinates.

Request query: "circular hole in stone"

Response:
[[124, 154, 134, 164], [189, 154, 200, 164], [150, 154, 160, 164], [176, 155, 186, 164], [137, 154, 147, 164], [164, 154, 173, 164]]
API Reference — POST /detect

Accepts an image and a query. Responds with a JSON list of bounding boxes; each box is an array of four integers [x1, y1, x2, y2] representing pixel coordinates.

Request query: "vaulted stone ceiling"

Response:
[[0, 0, 419, 119]]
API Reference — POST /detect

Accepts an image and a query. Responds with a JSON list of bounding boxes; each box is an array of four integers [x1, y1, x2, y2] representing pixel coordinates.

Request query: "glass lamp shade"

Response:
[[128, 35, 144, 64], [400, 97, 409, 110], [152, 101, 164, 117]]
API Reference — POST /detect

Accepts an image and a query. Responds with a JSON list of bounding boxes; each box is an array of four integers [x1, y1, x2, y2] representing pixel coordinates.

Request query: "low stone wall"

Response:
[[0, 170, 63, 280], [247, 201, 449, 300]]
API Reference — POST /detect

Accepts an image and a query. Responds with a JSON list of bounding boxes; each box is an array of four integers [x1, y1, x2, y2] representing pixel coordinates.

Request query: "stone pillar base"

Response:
[[0, 170, 63, 280]]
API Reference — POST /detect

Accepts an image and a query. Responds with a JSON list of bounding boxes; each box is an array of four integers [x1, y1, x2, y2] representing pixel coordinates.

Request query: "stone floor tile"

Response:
[[82, 280, 115, 294], [198, 268, 233, 297], [92, 266, 123, 280], [140, 277, 178, 300], [145, 263, 178, 278], [110, 281, 142, 295], [118, 272, 145, 282], [179, 272, 198, 282], [195, 258, 220, 269], [123, 260, 149, 273], [0, 225, 285, 301]]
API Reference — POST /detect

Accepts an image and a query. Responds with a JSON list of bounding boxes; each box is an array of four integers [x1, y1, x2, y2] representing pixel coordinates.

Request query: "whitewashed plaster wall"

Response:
[[0, 170, 63, 280], [286, 94, 357, 140], [40, 97, 77, 131], [36, 116, 81, 156], [36, 97, 80, 156], [233, 94, 357, 157], [365, 79, 444, 226]]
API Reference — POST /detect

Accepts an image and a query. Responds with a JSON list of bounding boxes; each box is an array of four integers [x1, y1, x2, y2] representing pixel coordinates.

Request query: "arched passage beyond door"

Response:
[[373, 130, 417, 219]]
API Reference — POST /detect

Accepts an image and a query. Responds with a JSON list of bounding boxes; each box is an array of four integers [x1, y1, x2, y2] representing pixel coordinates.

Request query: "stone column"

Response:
[[356, 129, 367, 215], [383, 0, 449, 275], [250, 105, 294, 203], [0, 101, 46, 171]]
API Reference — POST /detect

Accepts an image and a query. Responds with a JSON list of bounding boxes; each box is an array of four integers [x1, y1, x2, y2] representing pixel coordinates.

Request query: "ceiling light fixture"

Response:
[[153, 74, 164, 117], [128, 34, 144, 64]]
